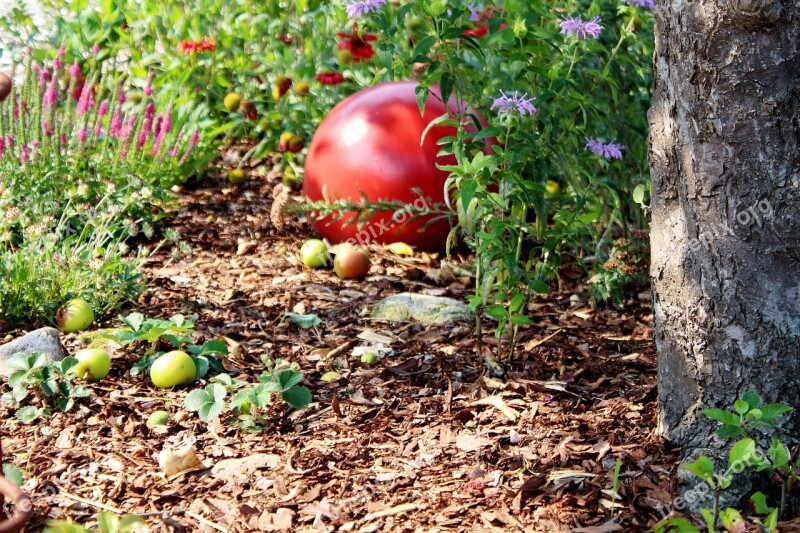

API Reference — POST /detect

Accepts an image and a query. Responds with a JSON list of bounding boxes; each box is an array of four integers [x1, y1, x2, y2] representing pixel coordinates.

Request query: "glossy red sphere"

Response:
[[303, 81, 476, 251]]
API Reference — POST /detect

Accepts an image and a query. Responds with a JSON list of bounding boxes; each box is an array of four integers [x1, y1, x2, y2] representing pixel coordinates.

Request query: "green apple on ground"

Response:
[[72, 348, 111, 381], [300, 239, 329, 268], [147, 410, 170, 426], [228, 169, 245, 185], [334, 248, 370, 280], [149, 350, 197, 389], [56, 298, 94, 333]]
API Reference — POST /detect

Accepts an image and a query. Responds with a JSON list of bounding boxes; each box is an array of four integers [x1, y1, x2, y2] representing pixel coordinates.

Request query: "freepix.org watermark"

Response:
[[686, 199, 773, 253], [343, 195, 433, 247]]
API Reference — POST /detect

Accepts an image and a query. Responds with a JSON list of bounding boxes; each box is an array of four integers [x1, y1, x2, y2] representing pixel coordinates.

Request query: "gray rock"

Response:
[[0, 327, 65, 377], [371, 293, 472, 325], [209, 453, 281, 483]]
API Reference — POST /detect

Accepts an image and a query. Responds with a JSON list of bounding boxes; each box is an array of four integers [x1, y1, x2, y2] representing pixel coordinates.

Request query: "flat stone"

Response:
[[209, 453, 281, 483], [0, 327, 65, 377], [371, 293, 472, 325]]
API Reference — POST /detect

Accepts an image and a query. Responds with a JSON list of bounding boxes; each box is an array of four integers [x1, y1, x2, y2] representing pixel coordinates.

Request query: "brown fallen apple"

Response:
[[333, 248, 370, 280]]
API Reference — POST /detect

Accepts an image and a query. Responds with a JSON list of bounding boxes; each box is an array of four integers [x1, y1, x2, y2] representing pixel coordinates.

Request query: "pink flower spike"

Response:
[[0, 138, 5, 157], [58, 44, 66, 56], [180, 131, 200, 164], [117, 84, 126, 104], [60, 133, 67, 146], [77, 126, 88, 142], [91, 43, 101, 55], [110, 109, 124, 138], [98, 100, 109, 117], [53, 57, 63, 69], [20, 145, 29, 163], [5, 135, 14, 148], [69, 62, 81, 78], [76, 83, 94, 115]]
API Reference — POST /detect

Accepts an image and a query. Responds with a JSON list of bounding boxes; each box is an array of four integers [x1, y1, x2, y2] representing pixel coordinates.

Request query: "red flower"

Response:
[[462, 22, 508, 38], [463, 25, 489, 38], [336, 25, 378, 62], [178, 38, 216, 54], [316, 72, 345, 85]]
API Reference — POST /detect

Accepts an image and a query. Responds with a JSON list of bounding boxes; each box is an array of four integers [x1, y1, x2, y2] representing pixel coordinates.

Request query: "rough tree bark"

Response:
[[649, 0, 800, 458]]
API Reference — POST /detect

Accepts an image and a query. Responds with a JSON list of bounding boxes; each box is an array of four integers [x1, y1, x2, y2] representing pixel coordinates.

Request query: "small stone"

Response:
[[370, 293, 472, 325], [0, 327, 65, 377], [210, 453, 281, 483]]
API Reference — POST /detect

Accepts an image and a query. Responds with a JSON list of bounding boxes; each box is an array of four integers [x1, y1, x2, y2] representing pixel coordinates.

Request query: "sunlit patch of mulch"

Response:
[[1, 147, 681, 532]]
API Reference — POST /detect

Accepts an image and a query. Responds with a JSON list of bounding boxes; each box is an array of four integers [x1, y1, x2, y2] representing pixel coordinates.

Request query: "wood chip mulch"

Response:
[[1, 151, 682, 532]]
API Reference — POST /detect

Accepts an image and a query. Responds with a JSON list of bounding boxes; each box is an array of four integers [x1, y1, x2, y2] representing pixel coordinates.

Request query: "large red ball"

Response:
[[303, 81, 472, 251]]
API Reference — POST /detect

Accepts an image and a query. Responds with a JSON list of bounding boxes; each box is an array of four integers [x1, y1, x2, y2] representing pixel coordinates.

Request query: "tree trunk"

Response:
[[649, 0, 800, 456]]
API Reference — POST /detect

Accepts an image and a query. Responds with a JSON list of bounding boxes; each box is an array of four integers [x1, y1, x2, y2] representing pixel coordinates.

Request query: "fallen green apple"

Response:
[[149, 350, 197, 389], [147, 410, 170, 426], [300, 239, 329, 268], [360, 353, 377, 365], [56, 298, 94, 333], [72, 348, 111, 381]]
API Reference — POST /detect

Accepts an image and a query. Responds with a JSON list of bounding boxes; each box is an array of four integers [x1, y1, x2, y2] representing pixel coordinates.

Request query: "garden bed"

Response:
[[0, 155, 678, 531]]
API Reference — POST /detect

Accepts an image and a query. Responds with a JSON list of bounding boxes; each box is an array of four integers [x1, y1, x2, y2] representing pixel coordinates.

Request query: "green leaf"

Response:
[[681, 456, 716, 488], [717, 424, 747, 438], [734, 399, 749, 415], [719, 507, 745, 532], [185, 384, 227, 422], [510, 313, 533, 326], [119, 312, 145, 332], [749, 491, 773, 515], [632, 184, 645, 205], [194, 339, 229, 356], [653, 516, 700, 533], [282, 313, 322, 329], [96, 511, 118, 533], [741, 390, 762, 409], [43, 520, 94, 533], [2, 464, 24, 486], [118, 515, 146, 533], [278, 369, 304, 391], [15, 405, 44, 423], [702, 408, 740, 426], [767, 438, 790, 469], [758, 404, 793, 423], [282, 386, 312, 409], [728, 438, 756, 470], [700, 509, 715, 533], [765, 508, 778, 531]]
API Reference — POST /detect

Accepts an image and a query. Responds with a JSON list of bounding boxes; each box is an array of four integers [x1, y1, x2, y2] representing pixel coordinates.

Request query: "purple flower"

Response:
[[468, 5, 482, 22], [585, 138, 624, 159], [69, 62, 81, 78], [624, 0, 655, 8], [138, 103, 156, 149], [491, 91, 537, 116], [91, 43, 101, 55], [345, 0, 386, 18], [560, 16, 603, 39]]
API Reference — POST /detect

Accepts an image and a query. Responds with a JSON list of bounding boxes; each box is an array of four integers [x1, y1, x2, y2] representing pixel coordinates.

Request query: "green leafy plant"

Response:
[[654, 390, 793, 532], [100, 313, 227, 379], [185, 359, 312, 431], [0, 352, 92, 422]]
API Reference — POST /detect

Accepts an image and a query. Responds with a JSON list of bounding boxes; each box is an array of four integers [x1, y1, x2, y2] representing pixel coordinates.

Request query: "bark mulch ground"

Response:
[[1, 152, 682, 532]]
